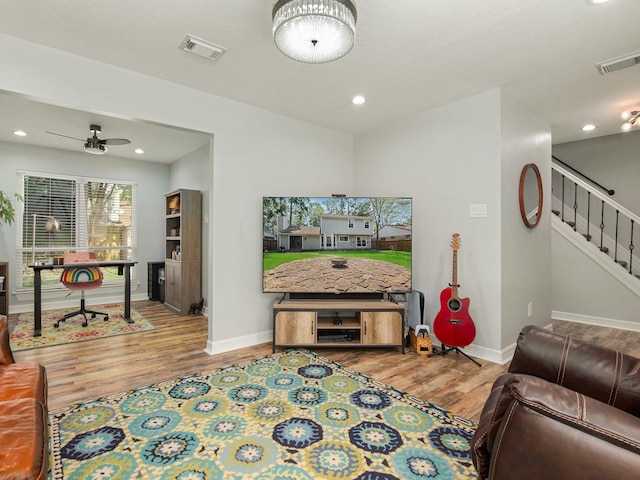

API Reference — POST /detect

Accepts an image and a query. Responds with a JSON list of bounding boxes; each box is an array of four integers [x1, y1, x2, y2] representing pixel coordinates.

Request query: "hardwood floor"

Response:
[[10, 300, 640, 423]]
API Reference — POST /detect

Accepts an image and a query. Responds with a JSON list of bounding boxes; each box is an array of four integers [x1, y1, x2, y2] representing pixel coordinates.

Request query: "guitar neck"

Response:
[[451, 249, 459, 299]]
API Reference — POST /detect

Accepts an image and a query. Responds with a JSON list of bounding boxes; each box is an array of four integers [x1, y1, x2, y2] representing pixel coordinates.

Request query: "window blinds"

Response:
[[17, 171, 136, 288]]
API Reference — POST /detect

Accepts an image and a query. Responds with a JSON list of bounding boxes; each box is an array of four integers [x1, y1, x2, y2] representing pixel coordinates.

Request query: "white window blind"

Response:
[[17, 171, 137, 288]]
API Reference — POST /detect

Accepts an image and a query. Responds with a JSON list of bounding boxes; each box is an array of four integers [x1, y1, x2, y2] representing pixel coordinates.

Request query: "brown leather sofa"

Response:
[[472, 325, 640, 480], [0, 314, 48, 480]]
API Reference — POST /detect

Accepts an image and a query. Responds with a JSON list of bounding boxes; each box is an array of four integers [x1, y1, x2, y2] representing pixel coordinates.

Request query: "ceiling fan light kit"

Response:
[[84, 142, 107, 155], [272, 0, 357, 64], [46, 123, 131, 155]]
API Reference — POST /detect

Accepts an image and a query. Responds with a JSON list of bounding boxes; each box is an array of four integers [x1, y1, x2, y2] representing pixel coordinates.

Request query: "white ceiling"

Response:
[[1, 0, 639, 163]]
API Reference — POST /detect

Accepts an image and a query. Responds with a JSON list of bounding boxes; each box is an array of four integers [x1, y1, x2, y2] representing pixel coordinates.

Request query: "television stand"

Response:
[[273, 298, 405, 353]]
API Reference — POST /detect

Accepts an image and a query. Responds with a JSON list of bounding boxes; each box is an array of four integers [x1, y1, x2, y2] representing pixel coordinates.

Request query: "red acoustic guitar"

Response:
[[433, 233, 476, 348]]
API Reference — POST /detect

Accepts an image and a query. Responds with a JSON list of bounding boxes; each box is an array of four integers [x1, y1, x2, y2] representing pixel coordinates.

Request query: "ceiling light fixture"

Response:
[[352, 95, 365, 105], [84, 142, 107, 155], [14, 130, 27, 136], [272, 0, 357, 64], [582, 124, 596, 131], [621, 109, 640, 132]]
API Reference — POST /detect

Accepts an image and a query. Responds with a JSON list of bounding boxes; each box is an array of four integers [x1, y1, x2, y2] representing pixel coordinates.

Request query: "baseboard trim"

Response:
[[205, 330, 273, 355], [552, 310, 640, 332]]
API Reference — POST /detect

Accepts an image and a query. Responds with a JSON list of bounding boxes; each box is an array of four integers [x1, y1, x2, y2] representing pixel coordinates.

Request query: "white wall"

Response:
[[0, 34, 353, 353], [354, 90, 504, 350], [169, 143, 211, 312], [354, 90, 552, 355], [552, 229, 640, 325], [0, 140, 169, 310], [500, 95, 552, 346]]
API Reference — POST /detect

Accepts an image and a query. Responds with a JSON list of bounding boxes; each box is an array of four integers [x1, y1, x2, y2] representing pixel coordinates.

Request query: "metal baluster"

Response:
[[630, 220, 635, 275], [586, 191, 591, 241], [599, 200, 605, 252], [614, 210, 619, 263], [572, 182, 578, 232], [561, 175, 566, 222]]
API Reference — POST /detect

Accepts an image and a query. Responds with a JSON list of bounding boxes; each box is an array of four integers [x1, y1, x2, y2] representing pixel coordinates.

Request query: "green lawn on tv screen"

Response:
[[263, 250, 411, 271]]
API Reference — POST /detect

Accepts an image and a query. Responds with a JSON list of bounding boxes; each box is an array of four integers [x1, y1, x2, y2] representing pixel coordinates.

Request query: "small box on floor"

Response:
[[410, 329, 433, 355]]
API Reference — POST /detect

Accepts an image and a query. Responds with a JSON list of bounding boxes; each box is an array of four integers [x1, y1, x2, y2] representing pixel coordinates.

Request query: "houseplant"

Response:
[[0, 190, 22, 227]]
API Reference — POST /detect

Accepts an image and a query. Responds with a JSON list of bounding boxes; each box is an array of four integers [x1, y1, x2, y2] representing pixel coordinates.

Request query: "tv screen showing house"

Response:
[[263, 197, 412, 294]]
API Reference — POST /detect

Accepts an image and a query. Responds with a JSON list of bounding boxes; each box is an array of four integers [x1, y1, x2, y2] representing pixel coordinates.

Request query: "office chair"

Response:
[[54, 252, 109, 328]]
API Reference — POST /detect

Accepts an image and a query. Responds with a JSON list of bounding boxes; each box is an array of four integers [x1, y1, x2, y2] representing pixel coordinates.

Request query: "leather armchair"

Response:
[[472, 325, 640, 480], [0, 314, 48, 480]]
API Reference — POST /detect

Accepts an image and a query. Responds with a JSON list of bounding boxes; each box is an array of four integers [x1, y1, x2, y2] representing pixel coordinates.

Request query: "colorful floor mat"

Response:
[[49, 349, 478, 479], [11, 303, 154, 351]]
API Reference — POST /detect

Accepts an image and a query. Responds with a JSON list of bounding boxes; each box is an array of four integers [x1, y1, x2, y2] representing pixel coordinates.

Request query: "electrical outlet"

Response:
[[527, 303, 533, 318]]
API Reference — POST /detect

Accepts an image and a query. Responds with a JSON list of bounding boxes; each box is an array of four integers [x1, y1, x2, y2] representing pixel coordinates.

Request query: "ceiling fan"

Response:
[[45, 124, 131, 155]]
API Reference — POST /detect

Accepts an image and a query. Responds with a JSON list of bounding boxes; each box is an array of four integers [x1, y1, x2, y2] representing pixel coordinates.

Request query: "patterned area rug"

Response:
[[49, 349, 479, 479], [11, 304, 155, 351]]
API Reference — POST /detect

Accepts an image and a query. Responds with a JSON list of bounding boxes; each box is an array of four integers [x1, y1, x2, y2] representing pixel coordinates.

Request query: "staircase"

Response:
[[552, 160, 640, 295]]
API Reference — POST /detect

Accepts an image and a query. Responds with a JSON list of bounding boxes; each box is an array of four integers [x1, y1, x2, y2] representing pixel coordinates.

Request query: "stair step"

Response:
[[617, 260, 628, 268], [566, 221, 576, 228], [583, 234, 592, 241], [552, 210, 560, 216], [600, 247, 609, 254]]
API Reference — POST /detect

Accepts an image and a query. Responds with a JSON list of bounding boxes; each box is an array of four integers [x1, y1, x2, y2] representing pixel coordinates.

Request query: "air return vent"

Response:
[[180, 34, 226, 61], [596, 51, 640, 75]]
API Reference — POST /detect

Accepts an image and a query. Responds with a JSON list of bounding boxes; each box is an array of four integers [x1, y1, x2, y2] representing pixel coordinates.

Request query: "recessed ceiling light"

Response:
[[134, 148, 144, 154], [14, 130, 27, 136], [352, 95, 366, 105], [582, 124, 596, 131], [587, 0, 612, 5]]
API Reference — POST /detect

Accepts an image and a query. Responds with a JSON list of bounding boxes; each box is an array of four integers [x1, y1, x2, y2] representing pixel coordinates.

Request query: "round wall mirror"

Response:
[[519, 163, 543, 228]]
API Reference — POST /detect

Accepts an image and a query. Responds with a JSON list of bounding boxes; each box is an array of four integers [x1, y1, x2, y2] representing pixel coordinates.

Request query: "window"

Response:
[[348, 219, 354, 228], [364, 220, 370, 229], [17, 171, 137, 288], [357, 236, 367, 247], [339, 236, 348, 242]]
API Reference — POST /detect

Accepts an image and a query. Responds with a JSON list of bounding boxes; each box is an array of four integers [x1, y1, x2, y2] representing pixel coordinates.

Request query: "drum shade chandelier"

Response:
[[272, 0, 357, 63]]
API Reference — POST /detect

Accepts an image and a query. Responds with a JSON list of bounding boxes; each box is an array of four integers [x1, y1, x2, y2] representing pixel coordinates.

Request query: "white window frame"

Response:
[[15, 170, 137, 291]]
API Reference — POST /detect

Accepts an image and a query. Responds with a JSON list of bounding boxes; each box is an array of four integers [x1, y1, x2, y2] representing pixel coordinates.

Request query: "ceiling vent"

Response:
[[180, 34, 226, 61], [596, 51, 640, 75]]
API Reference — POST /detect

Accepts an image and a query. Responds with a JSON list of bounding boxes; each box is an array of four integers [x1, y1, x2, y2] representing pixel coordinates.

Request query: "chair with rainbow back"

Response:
[[54, 252, 109, 328]]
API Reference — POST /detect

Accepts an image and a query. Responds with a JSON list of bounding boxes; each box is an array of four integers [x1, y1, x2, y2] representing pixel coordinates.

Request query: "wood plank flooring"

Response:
[[10, 300, 640, 422]]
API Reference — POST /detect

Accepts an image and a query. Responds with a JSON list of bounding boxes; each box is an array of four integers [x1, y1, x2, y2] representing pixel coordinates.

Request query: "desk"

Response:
[[29, 260, 137, 337]]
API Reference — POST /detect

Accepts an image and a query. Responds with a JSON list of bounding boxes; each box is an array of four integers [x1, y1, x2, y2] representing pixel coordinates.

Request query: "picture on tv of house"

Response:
[[263, 196, 412, 294]]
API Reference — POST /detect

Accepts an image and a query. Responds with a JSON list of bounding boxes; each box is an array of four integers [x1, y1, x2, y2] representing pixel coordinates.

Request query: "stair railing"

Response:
[[552, 162, 638, 278]]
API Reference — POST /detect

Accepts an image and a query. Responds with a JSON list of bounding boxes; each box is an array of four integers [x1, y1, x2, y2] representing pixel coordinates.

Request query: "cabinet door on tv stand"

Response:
[[275, 311, 316, 345], [361, 311, 403, 345]]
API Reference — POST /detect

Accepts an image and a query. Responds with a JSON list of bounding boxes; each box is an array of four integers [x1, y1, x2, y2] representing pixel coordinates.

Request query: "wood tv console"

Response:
[[272, 298, 405, 353]]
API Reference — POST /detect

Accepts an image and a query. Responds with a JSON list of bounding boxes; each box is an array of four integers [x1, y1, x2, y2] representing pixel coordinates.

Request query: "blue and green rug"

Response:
[[49, 349, 478, 479]]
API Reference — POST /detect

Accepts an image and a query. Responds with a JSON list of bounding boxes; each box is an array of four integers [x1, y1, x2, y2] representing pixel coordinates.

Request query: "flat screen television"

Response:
[[263, 196, 412, 295]]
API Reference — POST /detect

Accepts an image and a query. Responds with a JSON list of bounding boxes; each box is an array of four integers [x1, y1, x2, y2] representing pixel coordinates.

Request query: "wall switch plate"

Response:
[[470, 204, 487, 218], [528, 302, 533, 318]]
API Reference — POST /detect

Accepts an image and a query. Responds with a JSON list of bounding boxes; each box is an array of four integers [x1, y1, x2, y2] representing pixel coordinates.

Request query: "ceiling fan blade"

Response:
[[45, 131, 84, 142], [102, 138, 131, 146]]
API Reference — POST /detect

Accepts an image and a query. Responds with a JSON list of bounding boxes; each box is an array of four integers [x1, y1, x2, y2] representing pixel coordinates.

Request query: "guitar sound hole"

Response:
[[448, 298, 462, 312]]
